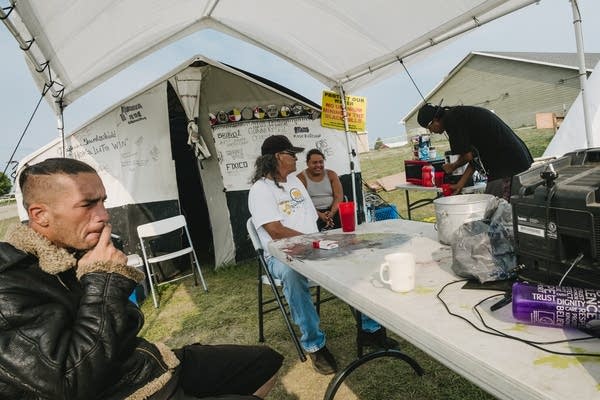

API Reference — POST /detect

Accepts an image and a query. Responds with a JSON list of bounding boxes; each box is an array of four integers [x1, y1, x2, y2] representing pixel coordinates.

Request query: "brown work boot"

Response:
[[308, 346, 338, 375]]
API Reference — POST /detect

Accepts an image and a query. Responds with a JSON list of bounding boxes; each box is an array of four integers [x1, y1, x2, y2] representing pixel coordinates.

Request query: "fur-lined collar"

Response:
[[5, 224, 77, 275], [5, 224, 145, 284]]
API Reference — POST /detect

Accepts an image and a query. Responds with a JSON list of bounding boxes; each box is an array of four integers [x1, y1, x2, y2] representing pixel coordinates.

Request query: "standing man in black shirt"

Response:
[[417, 104, 533, 200]]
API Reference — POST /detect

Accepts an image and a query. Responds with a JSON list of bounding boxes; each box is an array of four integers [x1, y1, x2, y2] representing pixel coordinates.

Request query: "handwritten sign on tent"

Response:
[[213, 117, 352, 191], [321, 90, 366, 132]]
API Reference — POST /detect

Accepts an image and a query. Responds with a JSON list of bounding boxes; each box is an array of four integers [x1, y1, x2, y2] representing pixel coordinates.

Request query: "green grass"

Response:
[[0, 129, 554, 399]]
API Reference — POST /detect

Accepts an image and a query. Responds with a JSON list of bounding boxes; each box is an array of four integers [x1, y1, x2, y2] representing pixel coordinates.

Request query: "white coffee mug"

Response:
[[379, 252, 416, 293]]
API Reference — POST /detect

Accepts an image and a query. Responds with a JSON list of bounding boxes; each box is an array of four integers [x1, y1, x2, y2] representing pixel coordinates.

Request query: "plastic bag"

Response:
[[450, 198, 517, 283]]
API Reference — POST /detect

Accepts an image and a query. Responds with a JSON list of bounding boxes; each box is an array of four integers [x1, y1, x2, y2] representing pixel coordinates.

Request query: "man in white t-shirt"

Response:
[[248, 135, 398, 375]]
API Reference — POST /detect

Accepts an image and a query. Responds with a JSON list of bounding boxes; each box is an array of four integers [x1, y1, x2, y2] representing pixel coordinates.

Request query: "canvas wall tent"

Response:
[[16, 56, 362, 267]]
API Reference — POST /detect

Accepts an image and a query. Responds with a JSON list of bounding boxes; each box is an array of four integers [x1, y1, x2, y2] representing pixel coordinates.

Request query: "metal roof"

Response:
[[473, 51, 600, 70]]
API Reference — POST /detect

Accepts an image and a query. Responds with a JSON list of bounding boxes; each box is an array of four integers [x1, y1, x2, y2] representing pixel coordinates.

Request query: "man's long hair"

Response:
[[251, 154, 284, 188]]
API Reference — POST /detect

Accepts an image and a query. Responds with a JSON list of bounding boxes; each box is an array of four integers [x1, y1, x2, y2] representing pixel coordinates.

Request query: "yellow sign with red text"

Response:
[[321, 91, 366, 132]]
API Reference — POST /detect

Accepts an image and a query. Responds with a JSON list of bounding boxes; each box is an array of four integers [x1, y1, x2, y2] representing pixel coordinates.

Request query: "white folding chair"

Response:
[[246, 218, 333, 362], [137, 215, 207, 308]]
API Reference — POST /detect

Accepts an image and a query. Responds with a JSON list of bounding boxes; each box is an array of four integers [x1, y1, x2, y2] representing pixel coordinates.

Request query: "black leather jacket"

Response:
[[0, 225, 180, 400]]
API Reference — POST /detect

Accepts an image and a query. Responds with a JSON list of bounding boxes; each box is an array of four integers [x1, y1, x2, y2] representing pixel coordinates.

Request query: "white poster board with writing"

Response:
[[22, 82, 177, 209], [213, 117, 357, 192]]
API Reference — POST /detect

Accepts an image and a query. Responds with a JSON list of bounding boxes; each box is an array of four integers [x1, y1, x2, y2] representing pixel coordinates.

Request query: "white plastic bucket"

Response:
[[433, 194, 494, 245]]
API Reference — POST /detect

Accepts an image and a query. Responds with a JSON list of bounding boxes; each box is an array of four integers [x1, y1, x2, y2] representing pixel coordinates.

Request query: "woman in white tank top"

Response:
[[297, 149, 344, 230]]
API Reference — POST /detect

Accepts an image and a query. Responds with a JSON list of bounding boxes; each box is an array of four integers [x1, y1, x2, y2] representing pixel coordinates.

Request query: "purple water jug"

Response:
[[512, 282, 600, 329]]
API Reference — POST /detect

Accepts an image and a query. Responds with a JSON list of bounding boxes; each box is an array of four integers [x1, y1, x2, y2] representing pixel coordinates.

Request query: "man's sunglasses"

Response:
[[280, 150, 297, 157]]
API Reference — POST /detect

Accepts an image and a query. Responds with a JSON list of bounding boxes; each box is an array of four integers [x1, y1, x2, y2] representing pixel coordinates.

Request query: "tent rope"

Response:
[[3, 84, 51, 177], [398, 58, 426, 102]]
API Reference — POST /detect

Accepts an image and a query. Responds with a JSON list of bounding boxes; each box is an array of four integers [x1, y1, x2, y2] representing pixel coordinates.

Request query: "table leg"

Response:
[[323, 349, 424, 400], [405, 189, 443, 221], [405, 189, 411, 220], [331, 309, 423, 400]]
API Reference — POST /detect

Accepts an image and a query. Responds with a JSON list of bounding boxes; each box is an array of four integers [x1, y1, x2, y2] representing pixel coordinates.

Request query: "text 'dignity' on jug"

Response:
[[512, 281, 600, 329]]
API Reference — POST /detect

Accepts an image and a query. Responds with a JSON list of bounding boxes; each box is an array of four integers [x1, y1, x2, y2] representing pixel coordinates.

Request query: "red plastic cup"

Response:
[[441, 183, 453, 197], [434, 171, 445, 187], [338, 201, 356, 232]]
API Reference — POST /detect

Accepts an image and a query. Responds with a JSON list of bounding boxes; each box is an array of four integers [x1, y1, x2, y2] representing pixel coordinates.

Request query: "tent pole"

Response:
[[571, 0, 593, 147], [57, 99, 65, 157], [338, 85, 358, 225]]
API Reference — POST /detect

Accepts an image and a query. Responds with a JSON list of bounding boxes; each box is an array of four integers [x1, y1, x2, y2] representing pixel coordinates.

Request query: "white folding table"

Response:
[[269, 220, 600, 400]]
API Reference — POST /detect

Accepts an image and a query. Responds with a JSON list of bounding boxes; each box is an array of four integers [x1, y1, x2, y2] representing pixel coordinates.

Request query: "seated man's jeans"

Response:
[[267, 256, 381, 352]]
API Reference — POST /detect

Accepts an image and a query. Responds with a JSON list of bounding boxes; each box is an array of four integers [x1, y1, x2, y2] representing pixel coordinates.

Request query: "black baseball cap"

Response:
[[261, 135, 304, 155], [417, 99, 444, 128]]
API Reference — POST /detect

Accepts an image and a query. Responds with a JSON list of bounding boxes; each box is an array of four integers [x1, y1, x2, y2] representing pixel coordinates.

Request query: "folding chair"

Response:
[[246, 218, 333, 362], [137, 215, 207, 308]]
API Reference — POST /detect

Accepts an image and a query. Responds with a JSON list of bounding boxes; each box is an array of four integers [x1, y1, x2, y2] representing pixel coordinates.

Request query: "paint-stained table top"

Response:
[[269, 219, 600, 400]]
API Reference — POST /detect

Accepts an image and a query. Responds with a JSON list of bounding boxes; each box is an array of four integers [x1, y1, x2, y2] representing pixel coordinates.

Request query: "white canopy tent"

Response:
[[0, 0, 541, 211], [1, 0, 538, 111]]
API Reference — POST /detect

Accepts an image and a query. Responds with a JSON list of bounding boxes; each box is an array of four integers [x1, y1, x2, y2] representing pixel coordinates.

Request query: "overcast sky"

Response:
[[1, 0, 599, 173]]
